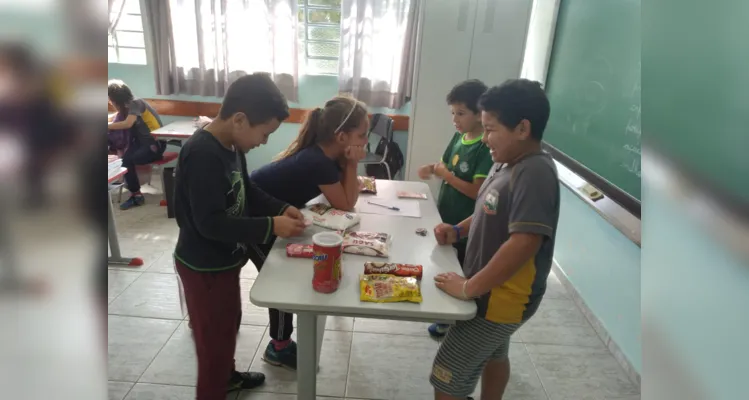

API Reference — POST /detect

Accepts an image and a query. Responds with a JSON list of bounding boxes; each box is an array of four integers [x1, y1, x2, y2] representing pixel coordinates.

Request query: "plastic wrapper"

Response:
[[343, 231, 390, 257], [358, 176, 377, 194], [359, 274, 423, 303], [397, 191, 427, 199], [363, 262, 423, 279], [286, 243, 314, 258], [302, 203, 360, 230]]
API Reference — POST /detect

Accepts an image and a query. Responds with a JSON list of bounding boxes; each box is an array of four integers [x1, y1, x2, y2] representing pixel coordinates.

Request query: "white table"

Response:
[[151, 120, 198, 141], [250, 180, 477, 399]]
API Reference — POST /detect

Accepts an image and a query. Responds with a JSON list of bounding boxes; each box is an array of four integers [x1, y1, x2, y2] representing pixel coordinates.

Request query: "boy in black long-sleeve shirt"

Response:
[[173, 73, 306, 399]]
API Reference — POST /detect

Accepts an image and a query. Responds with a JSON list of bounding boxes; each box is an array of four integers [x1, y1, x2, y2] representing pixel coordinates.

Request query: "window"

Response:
[[298, 0, 341, 75], [108, 0, 147, 65]]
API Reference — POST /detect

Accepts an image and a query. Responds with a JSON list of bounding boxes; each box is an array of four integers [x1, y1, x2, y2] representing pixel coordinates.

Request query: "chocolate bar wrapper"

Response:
[[363, 262, 423, 279]]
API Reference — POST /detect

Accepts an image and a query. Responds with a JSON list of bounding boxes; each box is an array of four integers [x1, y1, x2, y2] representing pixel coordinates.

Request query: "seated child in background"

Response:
[[417, 79, 493, 339], [245, 96, 369, 370], [107, 79, 165, 210], [173, 73, 307, 399], [430, 79, 560, 400]]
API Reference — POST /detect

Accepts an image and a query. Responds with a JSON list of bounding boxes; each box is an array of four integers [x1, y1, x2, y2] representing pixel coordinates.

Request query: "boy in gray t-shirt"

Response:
[[430, 79, 560, 400]]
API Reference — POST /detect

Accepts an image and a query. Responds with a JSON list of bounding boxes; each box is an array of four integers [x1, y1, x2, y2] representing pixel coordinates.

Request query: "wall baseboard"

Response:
[[551, 260, 641, 389], [108, 98, 411, 131]]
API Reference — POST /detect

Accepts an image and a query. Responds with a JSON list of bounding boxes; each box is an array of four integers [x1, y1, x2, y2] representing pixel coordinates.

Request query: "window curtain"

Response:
[[146, 0, 299, 101], [338, 0, 420, 109]]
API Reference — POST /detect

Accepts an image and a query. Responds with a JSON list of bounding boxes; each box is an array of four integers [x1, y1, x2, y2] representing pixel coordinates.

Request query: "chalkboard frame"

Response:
[[542, 142, 641, 219]]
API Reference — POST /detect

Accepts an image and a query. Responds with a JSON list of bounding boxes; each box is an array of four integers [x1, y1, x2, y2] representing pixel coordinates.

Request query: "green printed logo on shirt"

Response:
[[226, 170, 245, 217]]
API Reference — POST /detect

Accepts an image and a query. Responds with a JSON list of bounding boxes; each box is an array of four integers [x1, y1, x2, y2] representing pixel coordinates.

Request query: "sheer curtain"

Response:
[[148, 0, 299, 101], [338, 0, 419, 109]]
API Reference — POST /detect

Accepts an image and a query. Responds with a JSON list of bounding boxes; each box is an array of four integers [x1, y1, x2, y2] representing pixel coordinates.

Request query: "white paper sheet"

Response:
[[355, 199, 421, 218]]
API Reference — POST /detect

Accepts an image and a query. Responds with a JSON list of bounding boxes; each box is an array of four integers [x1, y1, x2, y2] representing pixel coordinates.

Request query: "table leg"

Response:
[[107, 190, 142, 266], [297, 312, 318, 400], [316, 314, 327, 367]]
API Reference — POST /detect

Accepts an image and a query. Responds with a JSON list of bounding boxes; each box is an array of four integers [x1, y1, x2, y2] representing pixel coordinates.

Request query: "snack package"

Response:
[[360, 274, 422, 303], [286, 243, 314, 258], [343, 231, 390, 258], [302, 203, 361, 230], [397, 191, 427, 199], [358, 176, 377, 194], [363, 262, 423, 279]]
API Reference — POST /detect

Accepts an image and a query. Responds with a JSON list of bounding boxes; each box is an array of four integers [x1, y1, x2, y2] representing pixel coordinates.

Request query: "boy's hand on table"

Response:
[[434, 223, 457, 245], [273, 216, 306, 238], [434, 162, 451, 180], [434, 272, 469, 299]]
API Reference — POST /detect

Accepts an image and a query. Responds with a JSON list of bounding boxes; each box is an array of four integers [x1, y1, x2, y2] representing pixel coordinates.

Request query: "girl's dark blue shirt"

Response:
[[250, 145, 341, 209]]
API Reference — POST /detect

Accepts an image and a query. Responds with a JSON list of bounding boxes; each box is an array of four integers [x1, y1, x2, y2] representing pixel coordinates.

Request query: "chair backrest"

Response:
[[368, 113, 394, 144]]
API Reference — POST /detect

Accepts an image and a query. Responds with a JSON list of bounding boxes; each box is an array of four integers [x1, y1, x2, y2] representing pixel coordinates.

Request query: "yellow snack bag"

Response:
[[359, 274, 422, 303]]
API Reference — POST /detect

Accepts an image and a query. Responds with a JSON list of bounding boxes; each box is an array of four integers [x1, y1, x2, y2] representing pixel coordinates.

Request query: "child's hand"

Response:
[[434, 272, 469, 299], [273, 216, 306, 238], [417, 164, 434, 180], [434, 223, 457, 245], [283, 206, 305, 222], [434, 162, 451, 180], [345, 145, 366, 163]]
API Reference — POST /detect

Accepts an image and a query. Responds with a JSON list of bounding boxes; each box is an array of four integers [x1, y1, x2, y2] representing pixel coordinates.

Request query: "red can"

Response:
[[312, 232, 344, 293]]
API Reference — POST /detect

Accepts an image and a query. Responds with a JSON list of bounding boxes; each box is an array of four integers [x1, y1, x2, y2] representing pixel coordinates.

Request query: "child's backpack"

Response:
[[365, 136, 404, 180]]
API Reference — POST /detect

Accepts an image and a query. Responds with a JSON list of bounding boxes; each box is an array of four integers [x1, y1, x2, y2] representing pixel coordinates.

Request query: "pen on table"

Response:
[[367, 201, 400, 211]]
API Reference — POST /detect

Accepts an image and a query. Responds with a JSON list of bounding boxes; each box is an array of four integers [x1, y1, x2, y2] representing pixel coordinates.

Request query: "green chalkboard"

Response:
[[644, 0, 749, 208], [544, 0, 641, 201]]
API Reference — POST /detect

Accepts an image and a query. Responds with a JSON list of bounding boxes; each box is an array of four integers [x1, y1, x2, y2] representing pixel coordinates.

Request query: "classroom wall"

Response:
[[554, 186, 641, 373], [107, 63, 410, 173]]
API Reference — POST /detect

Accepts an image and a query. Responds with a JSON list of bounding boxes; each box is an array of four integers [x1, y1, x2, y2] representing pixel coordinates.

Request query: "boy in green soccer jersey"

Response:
[[418, 79, 492, 338]]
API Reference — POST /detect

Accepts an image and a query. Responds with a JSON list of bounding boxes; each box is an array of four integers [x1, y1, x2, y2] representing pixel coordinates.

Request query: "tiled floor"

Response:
[[108, 192, 640, 400]]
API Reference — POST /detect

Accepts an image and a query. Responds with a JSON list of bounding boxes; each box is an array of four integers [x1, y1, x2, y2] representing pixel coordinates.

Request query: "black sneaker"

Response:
[[227, 370, 265, 392], [262, 340, 297, 370]]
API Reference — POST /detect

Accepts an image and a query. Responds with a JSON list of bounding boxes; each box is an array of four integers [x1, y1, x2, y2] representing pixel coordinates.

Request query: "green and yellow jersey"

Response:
[[437, 132, 494, 231]]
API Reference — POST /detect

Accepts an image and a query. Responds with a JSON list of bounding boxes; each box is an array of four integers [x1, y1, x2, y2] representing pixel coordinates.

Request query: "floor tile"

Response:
[[347, 332, 439, 400], [108, 273, 186, 320], [123, 383, 237, 400], [236, 393, 341, 399], [353, 317, 430, 336], [145, 252, 177, 274], [518, 299, 605, 348], [108, 270, 143, 304], [526, 344, 640, 400], [240, 279, 272, 327], [247, 330, 352, 398], [325, 316, 355, 331], [140, 323, 265, 386], [240, 265, 259, 280], [108, 316, 180, 382], [470, 344, 548, 399], [108, 381, 134, 400], [544, 270, 571, 299]]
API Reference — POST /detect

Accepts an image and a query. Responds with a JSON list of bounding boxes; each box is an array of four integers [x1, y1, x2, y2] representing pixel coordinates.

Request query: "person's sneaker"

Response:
[[262, 340, 297, 370], [119, 194, 145, 210], [428, 323, 450, 339], [227, 370, 265, 392]]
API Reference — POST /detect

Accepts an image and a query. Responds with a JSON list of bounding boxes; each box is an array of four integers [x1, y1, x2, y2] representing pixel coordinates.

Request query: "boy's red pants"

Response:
[[175, 259, 241, 400]]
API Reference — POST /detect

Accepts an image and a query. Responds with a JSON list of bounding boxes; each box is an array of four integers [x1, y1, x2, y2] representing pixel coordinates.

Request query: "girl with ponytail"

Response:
[[246, 96, 369, 369], [250, 95, 369, 211]]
